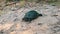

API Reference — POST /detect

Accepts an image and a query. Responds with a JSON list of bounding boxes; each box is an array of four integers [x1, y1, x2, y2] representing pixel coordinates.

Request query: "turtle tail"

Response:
[[38, 14, 42, 16]]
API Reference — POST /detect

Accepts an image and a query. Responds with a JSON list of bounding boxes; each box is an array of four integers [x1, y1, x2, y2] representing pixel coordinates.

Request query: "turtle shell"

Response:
[[22, 10, 42, 22]]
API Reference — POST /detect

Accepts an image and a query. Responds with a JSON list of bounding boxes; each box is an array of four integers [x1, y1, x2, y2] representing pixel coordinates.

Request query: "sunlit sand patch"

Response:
[[3, 22, 14, 31], [10, 31, 16, 34], [15, 23, 22, 30], [0, 24, 3, 31], [17, 28, 34, 34]]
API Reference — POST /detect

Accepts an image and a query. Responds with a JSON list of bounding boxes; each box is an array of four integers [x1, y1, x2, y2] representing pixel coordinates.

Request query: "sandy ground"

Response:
[[0, 4, 60, 34]]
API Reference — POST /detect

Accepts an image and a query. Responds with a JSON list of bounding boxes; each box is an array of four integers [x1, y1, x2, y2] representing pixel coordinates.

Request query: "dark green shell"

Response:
[[22, 10, 42, 22]]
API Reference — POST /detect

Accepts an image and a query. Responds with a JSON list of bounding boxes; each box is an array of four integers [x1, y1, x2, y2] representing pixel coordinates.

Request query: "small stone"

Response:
[[0, 30, 4, 34], [53, 15, 58, 16], [38, 23, 42, 25], [52, 5, 56, 6]]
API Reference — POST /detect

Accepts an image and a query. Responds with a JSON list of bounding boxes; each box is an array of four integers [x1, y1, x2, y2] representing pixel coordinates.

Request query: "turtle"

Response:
[[22, 10, 42, 23]]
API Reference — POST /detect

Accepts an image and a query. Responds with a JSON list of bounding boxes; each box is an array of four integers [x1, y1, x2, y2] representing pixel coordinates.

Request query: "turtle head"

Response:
[[39, 14, 43, 16]]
